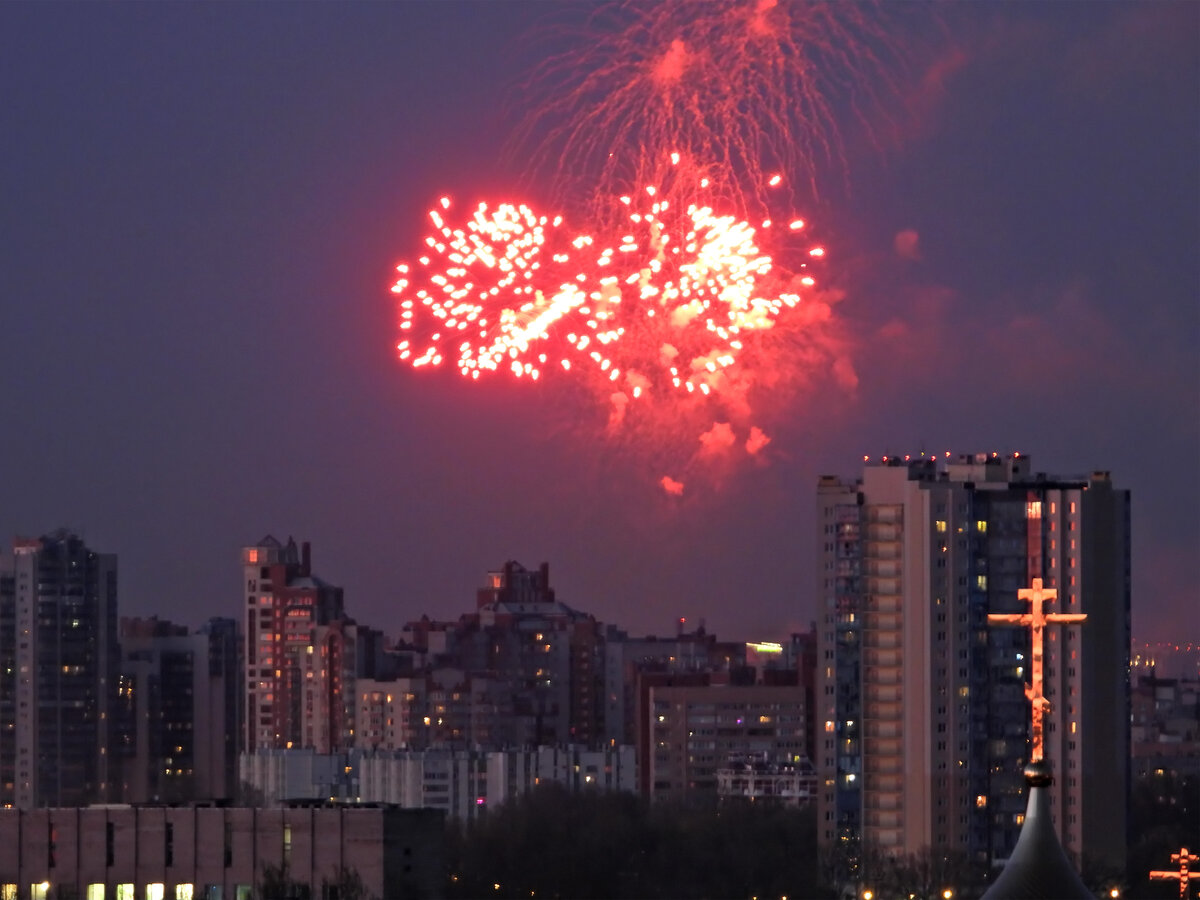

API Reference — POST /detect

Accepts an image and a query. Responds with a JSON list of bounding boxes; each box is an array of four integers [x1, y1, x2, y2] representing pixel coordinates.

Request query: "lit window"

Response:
[[174, 887, 194, 900], [936, 520, 947, 533], [1026, 501, 1042, 519], [975, 795, 987, 808], [825, 721, 835, 733], [86, 887, 104, 900], [146, 886, 165, 900], [975, 520, 987, 533]]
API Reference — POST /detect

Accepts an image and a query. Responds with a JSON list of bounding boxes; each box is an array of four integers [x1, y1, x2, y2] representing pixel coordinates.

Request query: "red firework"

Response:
[[396, 165, 820, 393], [512, 0, 909, 217], [392, 161, 848, 491]]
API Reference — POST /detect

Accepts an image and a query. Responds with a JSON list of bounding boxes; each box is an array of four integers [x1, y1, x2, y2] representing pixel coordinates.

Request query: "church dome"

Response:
[[980, 761, 1092, 900]]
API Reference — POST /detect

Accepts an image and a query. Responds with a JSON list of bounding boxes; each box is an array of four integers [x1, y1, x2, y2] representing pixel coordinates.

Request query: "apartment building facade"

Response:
[[0, 532, 120, 809], [815, 454, 1131, 869]]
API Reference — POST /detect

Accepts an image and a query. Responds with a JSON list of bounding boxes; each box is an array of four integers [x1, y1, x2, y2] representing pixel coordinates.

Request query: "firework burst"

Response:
[[392, 161, 851, 491], [512, 0, 909, 218], [402, 166, 823, 393]]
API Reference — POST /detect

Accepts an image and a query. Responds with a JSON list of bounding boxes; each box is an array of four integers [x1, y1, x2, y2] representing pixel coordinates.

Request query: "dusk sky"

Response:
[[2, 2, 1196, 645]]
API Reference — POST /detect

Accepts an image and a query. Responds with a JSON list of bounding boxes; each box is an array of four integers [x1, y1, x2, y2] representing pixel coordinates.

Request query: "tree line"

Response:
[[445, 783, 827, 899]]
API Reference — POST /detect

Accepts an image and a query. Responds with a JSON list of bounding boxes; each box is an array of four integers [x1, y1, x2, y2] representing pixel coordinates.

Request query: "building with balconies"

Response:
[[241, 536, 345, 754], [815, 454, 1130, 872]]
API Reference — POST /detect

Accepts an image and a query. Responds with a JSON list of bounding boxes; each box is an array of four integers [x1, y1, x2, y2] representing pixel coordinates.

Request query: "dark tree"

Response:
[[445, 784, 828, 899], [259, 862, 311, 900]]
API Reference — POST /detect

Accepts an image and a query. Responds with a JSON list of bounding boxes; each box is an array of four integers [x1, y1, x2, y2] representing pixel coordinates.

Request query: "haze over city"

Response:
[[1, 1, 1196, 644]]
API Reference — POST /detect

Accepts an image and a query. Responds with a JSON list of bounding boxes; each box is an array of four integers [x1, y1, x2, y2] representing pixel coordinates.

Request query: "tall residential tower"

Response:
[[242, 536, 344, 753], [0, 531, 120, 808], [815, 454, 1130, 871]]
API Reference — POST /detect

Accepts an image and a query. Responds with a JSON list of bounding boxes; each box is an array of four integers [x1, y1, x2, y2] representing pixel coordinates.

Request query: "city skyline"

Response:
[[1, 2, 1196, 644]]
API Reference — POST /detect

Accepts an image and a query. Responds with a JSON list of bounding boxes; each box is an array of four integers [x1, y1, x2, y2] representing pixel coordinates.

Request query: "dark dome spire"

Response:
[[980, 761, 1092, 900]]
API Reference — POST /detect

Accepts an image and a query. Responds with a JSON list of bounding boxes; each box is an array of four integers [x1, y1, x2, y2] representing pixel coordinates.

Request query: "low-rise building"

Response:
[[0, 803, 443, 900], [240, 744, 636, 821], [641, 681, 808, 802], [716, 752, 818, 806]]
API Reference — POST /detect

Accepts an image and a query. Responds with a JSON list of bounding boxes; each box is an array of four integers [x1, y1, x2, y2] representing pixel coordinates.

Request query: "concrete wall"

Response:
[[0, 804, 444, 899]]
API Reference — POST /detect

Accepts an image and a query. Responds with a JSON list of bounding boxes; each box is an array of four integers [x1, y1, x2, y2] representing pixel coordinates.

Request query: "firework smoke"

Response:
[[387, 0, 912, 489], [392, 161, 847, 485], [513, 0, 909, 219]]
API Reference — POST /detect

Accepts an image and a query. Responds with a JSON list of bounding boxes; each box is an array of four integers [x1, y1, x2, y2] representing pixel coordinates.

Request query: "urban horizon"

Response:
[[2, 2, 1196, 658], [1, 0, 1196, 895], [0, 456, 1196, 897]]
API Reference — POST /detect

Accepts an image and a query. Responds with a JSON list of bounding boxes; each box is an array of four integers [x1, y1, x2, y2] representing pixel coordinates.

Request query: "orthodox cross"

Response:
[[987, 578, 1086, 762], [1150, 847, 1200, 898]]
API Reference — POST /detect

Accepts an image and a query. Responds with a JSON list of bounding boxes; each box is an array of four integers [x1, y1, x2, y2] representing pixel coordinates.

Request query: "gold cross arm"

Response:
[[988, 614, 1031, 625], [1046, 614, 1087, 625], [1148, 846, 1200, 898], [986, 578, 1086, 762]]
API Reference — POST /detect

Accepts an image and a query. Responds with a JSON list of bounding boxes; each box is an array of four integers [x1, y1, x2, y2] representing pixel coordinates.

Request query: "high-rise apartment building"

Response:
[[0, 531, 119, 808], [301, 619, 386, 753], [602, 624, 747, 748], [642, 680, 808, 803], [117, 616, 241, 802], [399, 561, 606, 748], [242, 536, 344, 752], [815, 454, 1130, 870]]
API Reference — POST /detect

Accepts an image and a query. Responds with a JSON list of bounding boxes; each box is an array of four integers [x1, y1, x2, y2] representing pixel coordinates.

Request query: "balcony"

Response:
[[865, 773, 904, 793], [866, 684, 902, 703], [863, 702, 903, 724], [865, 540, 901, 560], [864, 649, 902, 669], [875, 828, 904, 847], [866, 576, 901, 595], [867, 506, 903, 525], [863, 720, 902, 739], [864, 795, 902, 814], [865, 559, 901, 578], [863, 737, 902, 759], [862, 633, 901, 651], [864, 671, 900, 686]]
